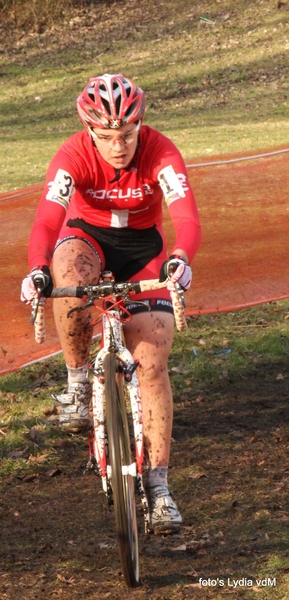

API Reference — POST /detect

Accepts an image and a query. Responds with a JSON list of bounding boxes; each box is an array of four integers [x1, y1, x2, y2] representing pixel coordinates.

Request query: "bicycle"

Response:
[[31, 271, 187, 587]]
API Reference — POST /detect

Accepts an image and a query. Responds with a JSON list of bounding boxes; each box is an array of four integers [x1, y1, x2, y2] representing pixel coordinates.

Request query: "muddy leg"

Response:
[[52, 239, 101, 368]]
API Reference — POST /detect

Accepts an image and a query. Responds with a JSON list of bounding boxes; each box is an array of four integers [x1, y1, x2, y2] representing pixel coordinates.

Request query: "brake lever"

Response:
[[30, 273, 47, 325], [174, 282, 186, 308], [67, 299, 94, 318], [30, 296, 40, 325]]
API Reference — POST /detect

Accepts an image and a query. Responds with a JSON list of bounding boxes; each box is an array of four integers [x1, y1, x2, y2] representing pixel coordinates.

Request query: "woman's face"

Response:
[[91, 122, 139, 169]]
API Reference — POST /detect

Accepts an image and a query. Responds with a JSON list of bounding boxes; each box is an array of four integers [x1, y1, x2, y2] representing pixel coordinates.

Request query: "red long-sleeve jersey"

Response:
[[28, 125, 201, 269]]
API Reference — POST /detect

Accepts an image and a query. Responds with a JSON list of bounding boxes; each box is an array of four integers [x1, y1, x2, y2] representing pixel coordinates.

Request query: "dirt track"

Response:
[[1, 355, 289, 599]]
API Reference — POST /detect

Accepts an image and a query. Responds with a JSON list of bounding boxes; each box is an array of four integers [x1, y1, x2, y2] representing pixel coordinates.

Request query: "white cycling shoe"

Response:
[[52, 381, 92, 433], [147, 485, 182, 534]]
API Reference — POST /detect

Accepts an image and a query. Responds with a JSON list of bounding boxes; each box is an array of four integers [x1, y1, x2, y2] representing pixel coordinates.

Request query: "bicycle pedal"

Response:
[[83, 457, 99, 475]]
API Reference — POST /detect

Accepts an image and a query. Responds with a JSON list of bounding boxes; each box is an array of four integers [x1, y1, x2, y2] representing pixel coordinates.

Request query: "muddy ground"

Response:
[[1, 358, 289, 600]]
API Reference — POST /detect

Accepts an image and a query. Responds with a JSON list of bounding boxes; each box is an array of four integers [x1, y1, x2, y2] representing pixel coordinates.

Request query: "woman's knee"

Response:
[[126, 313, 173, 382], [53, 239, 101, 285], [139, 353, 169, 384]]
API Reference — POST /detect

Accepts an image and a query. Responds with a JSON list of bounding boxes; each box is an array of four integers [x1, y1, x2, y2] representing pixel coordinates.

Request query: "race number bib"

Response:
[[46, 169, 75, 209], [158, 165, 187, 206]]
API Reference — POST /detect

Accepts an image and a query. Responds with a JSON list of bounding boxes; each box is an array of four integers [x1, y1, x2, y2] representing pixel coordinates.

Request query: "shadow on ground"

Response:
[[1, 356, 289, 599]]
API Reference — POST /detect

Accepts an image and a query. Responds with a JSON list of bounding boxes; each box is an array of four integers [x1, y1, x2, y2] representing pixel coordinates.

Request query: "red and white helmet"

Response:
[[76, 73, 146, 129]]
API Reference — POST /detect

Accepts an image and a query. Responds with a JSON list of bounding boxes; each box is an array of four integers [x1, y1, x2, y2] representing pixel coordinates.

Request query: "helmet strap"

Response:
[[88, 127, 97, 142]]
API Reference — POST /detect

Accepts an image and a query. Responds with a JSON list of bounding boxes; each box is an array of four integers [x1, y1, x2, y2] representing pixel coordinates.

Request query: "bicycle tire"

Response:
[[104, 352, 139, 587]]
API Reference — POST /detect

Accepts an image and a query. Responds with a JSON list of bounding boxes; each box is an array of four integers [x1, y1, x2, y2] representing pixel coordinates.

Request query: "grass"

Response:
[[171, 303, 289, 385], [1, 1, 289, 598], [1, 0, 289, 192]]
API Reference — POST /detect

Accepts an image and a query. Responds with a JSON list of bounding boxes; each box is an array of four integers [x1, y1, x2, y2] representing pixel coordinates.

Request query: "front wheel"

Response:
[[104, 352, 139, 587]]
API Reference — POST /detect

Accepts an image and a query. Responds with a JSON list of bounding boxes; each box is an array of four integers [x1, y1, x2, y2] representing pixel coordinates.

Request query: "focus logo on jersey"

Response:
[[85, 183, 153, 201], [46, 169, 75, 208], [158, 165, 188, 206]]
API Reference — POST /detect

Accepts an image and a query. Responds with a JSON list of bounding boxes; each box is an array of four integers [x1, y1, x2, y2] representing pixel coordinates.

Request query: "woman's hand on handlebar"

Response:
[[20, 266, 53, 304], [159, 255, 192, 292]]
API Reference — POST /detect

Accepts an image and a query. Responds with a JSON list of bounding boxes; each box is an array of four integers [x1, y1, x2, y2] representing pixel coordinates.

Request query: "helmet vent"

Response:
[[115, 94, 121, 117], [101, 97, 112, 116], [87, 85, 96, 103], [125, 98, 138, 118], [125, 85, 132, 97]]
